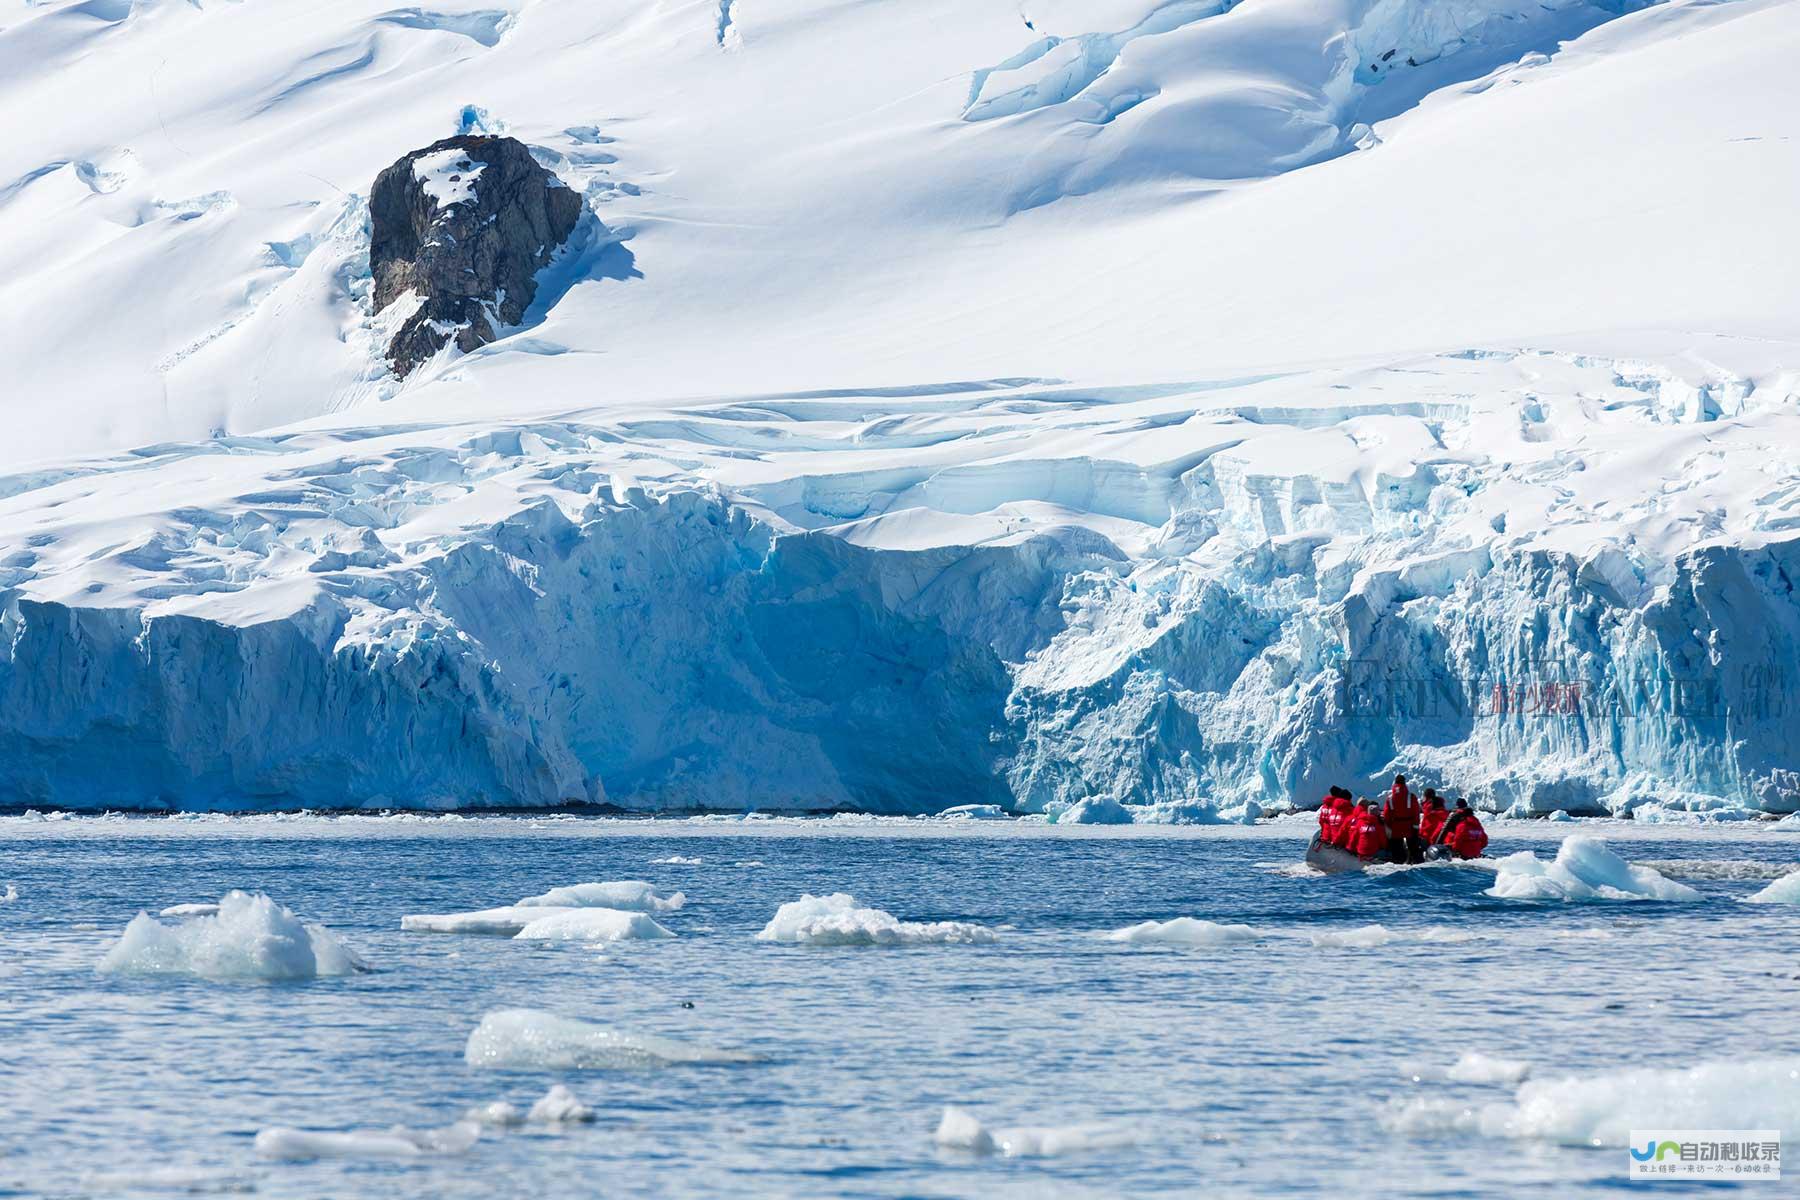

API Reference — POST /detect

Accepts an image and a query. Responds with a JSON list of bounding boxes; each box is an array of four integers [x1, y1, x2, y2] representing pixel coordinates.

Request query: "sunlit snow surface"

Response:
[[1, 816, 1796, 1198]]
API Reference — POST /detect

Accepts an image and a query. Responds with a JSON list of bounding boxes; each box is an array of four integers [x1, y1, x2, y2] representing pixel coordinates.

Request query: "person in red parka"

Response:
[[1350, 800, 1388, 860], [1317, 789, 1342, 841], [1419, 795, 1449, 846], [1381, 775, 1423, 864], [1444, 800, 1488, 859]]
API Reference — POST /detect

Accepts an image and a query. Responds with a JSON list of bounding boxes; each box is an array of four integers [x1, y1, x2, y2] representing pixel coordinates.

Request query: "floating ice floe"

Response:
[[402, 905, 576, 936], [1745, 868, 1800, 904], [158, 902, 220, 918], [81, 1165, 256, 1193], [1492, 1057, 1800, 1147], [513, 909, 675, 943], [466, 1085, 595, 1127], [99, 891, 366, 980], [254, 1120, 480, 1161], [1105, 918, 1258, 947], [1401, 1052, 1532, 1086], [1486, 837, 1701, 902], [1, 883, 16, 903], [755, 893, 996, 946], [513, 881, 685, 911], [935, 804, 1010, 821], [1309, 924, 1397, 949], [934, 1106, 1137, 1157], [464, 1008, 759, 1071], [650, 855, 703, 865]]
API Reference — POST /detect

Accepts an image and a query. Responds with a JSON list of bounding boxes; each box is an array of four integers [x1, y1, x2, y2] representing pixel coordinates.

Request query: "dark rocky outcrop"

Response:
[[370, 135, 582, 375]]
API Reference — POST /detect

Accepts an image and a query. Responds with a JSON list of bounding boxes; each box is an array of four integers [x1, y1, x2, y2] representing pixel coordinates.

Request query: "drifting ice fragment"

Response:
[[514, 881, 686, 911], [512, 909, 675, 942], [401, 905, 577, 935], [99, 891, 366, 980], [1105, 918, 1258, 947], [1745, 869, 1800, 904], [755, 894, 996, 946], [464, 1008, 759, 1070], [933, 1106, 1137, 1157], [254, 1121, 480, 1160], [1486, 837, 1701, 902]]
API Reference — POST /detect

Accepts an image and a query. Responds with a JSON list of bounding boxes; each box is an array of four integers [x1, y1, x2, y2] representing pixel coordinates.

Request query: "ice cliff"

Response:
[[2, 352, 1797, 817]]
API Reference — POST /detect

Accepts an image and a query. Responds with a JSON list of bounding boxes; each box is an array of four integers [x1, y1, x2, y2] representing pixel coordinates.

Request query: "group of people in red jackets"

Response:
[[1315, 774, 1488, 864]]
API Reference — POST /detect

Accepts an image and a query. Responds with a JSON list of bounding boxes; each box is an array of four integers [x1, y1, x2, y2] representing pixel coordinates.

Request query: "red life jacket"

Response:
[[1448, 815, 1487, 859], [1382, 789, 1421, 839], [1329, 798, 1359, 848], [1419, 803, 1448, 844], [1351, 809, 1388, 859], [1317, 796, 1338, 837]]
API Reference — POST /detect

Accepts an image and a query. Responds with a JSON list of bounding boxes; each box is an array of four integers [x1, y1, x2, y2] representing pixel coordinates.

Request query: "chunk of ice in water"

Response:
[[1480, 1055, 1800, 1146], [755, 893, 996, 946], [933, 1106, 1137, 1157], [401, 905, 576, 935], [464, 1008, 759, 1070], [1309, 923, 1396, 949], [158, 902, 219, 918], [99, 891, 366, 980], [527, 1084, 594, 1123], [1745, 868, 1800, 904], [514, 880, 685, 911], [512, 908, 675, 942], [253, 1120, 480, 1160], [1401, 1052, 1532, 1085], [1104, 918, 1259, 947], [1486, 837, 1701, 902]]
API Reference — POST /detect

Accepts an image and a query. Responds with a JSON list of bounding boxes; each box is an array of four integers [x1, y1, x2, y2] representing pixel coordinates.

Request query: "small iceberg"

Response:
[[1486, 837, 1701, 902], [254, 1120, 480, 1161], [464, 1008, 759, 1071], [158, 902, 220, 918], [514, 881, 685, 912], [1401, 1052, 1532, 1085], [934, 804, 1010, 821], [466, 1085, 595, 1127], [1745, 868, 1800, 904], [755, 893, 996, 946], [650, 855, 702, 865], [934, 1106, 1137, 1157], [1482, 1055, 1800, 1146], [1105, 918, 1258, 947], [402, 905, 576, 936], [512, 909, 675, 943], [99, 891, 366, 980], [1, 883, 17, 903], [1309, 924, 1397, 949]]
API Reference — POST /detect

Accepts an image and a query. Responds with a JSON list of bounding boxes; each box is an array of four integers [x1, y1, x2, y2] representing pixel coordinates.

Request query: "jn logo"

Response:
[[1630, 1140, 1681, 1163]]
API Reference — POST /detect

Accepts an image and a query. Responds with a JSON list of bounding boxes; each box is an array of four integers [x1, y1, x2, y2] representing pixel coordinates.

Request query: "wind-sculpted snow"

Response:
[[2, 351, 1800, 815], [99, 891, 367, 980]]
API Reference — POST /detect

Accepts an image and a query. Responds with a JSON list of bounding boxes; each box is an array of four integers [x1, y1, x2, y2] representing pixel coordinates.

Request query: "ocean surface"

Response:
[[1, 815, 1796, 1198]]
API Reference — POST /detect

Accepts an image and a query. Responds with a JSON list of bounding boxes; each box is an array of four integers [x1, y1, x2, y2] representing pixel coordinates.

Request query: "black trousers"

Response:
[[1389, 835, 1424, 864]]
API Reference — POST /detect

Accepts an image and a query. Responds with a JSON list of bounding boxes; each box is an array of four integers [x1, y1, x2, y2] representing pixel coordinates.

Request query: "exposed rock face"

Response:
[[370, 135, 582, 375]]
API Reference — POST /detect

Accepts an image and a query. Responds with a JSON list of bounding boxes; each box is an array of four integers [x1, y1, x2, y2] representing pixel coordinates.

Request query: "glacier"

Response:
[[2, 0, 1798, 816]]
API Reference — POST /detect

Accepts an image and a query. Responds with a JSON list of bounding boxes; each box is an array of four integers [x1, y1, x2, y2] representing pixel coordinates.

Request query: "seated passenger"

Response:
[[1446, 804, 1488, 859], [1419, 796, 1449, 845], [1329, 789, 1360, 849], [1350, 800, 1388, 860]]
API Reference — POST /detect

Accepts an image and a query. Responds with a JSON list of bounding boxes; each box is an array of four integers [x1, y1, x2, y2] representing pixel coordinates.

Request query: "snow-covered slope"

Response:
[[1, 0, 1797, 814]]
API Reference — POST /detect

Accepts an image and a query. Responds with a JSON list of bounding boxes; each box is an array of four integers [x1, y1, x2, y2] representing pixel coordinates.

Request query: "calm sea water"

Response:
[[0, 816, 1795, 1199]]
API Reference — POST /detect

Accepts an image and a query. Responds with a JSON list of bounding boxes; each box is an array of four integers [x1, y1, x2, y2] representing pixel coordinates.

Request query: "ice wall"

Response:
[[2, 467, 1796, 815]]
